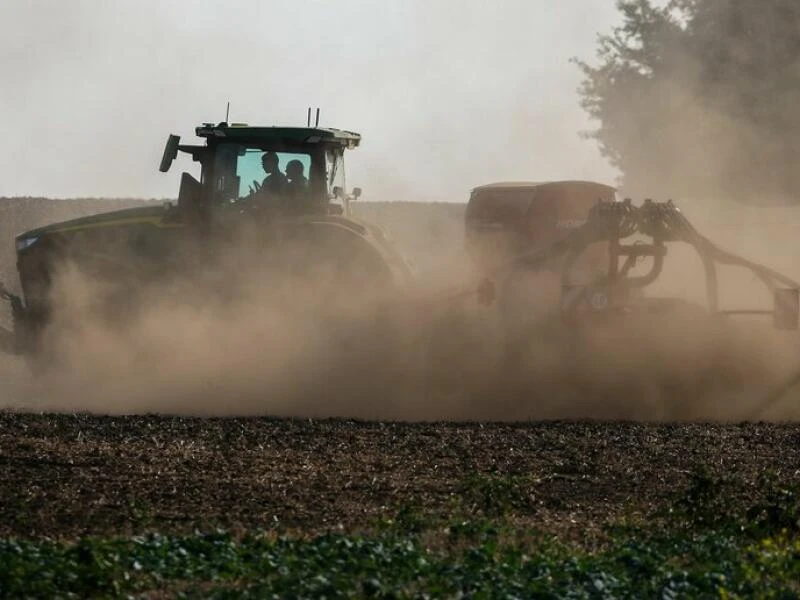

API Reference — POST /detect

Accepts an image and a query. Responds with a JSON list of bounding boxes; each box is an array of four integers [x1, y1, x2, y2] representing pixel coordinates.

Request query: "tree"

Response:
[[576, 0, 800, 203]]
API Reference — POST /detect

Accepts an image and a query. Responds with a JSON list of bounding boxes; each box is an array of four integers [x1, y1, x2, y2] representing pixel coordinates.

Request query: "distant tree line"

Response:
[[576, 0, 800, 204]]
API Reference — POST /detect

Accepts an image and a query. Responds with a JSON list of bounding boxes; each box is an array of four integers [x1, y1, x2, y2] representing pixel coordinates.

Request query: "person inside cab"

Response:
[[286, 160, 308, 194], [260, 151, 287, 194], [251, 151, 288, 216], [283, 159, 312, 213]]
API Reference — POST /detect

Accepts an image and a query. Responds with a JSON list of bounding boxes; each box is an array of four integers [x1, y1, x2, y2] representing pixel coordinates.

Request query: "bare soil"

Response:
[[1, 412, 799, 540]]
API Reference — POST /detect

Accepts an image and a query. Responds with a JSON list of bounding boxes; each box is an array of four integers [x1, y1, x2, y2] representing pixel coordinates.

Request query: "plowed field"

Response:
[[2, 412, 798, 540]]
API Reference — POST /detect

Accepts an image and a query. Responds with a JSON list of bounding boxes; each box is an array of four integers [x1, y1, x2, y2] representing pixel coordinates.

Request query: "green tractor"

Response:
[[0, 122, 415, 359]]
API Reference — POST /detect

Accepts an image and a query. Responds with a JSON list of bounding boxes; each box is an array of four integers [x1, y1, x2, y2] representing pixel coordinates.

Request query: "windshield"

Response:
[[212, 143, 325, 214], [236, 149, 311, 198]]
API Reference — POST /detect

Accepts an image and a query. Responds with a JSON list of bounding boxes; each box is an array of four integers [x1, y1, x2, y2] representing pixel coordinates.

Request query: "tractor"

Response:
[[0, 122, 415, 360]]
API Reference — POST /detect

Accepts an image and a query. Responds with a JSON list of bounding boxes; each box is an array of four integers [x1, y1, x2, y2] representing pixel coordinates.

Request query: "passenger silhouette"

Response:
[[260, 152, 287, 194]]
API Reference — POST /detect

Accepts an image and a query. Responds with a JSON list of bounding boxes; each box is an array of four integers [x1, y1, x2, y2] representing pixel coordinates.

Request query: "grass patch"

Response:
[[3, 525, 800, 597], [3, 472, 800, 598]]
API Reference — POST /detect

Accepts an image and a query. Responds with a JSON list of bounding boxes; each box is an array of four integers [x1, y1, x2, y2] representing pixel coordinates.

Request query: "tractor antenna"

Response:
[[307, 107, 311, 127], [225, 102, 230, 123], [315, 108, 320, 127]]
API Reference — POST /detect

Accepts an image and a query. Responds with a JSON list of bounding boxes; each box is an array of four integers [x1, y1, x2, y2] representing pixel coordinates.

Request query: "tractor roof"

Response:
[[195, 123, 361, 148]]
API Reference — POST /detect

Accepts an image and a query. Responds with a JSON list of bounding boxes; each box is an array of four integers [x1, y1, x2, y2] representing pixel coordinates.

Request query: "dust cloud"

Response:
[[1, 0, 799, 421], [1, 218, 470, 419], [570, 8, 800, 421], [0, 200, 798, 422]]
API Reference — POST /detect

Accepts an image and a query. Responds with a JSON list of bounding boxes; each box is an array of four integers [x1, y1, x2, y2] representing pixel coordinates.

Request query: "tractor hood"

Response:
[[15, 204, 171, 253]]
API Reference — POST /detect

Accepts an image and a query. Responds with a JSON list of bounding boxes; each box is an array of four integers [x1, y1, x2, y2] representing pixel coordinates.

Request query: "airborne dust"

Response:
[[0, 198, 798, 422]]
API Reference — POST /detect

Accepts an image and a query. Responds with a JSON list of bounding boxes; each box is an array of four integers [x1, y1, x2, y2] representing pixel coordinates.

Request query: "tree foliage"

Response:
[[576, 0, 800, 203]]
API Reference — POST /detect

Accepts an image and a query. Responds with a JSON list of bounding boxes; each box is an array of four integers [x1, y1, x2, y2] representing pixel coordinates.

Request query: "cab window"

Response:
[[236, 149, 312, 199], [211, 143, 314, 204]]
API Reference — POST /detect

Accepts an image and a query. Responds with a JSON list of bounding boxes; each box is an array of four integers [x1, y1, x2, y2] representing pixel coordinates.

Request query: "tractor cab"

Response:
[[159, 122, 363, 226]]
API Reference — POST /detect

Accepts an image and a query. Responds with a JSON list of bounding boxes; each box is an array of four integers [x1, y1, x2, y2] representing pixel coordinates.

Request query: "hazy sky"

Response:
[[0, 1, 621, 201]]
